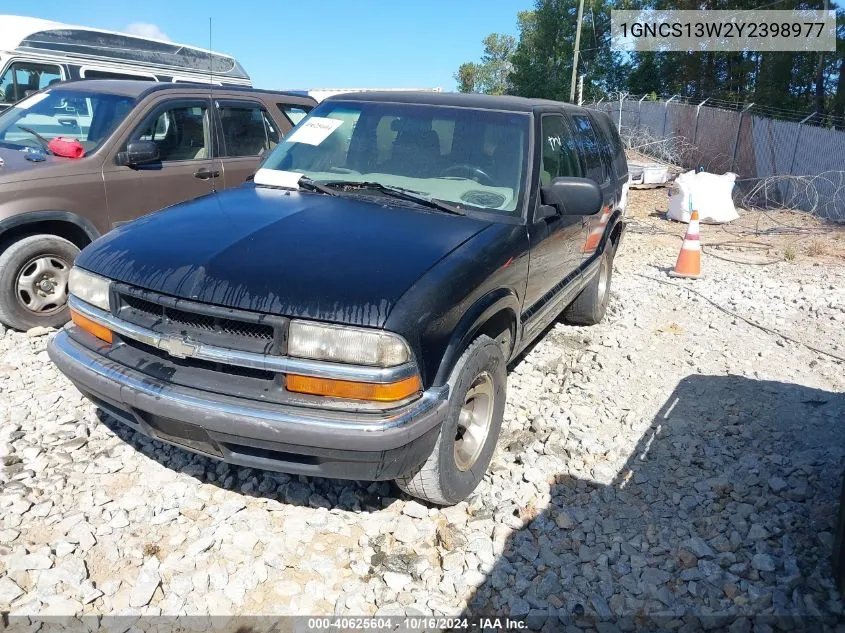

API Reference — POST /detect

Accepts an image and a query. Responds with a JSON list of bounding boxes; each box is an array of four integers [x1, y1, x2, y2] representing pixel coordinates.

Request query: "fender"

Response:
[[0, 210, 100, 244], [586, 209, 625, 267], [432, 287, 521, 386]]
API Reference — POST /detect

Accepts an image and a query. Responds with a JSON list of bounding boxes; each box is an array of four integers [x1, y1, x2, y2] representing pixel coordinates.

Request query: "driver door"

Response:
[[523, 112, 589, 336], [102, 98, 221, 228]]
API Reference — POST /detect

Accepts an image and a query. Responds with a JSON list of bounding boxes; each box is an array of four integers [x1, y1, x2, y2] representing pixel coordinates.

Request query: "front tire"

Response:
[[0, 235, 79, 331], [396, 335, 506, 505], [563, 246, 613, 326]]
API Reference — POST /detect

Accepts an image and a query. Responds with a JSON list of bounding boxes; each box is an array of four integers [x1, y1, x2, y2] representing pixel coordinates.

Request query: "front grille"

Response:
[[115, 284, 282, 355]]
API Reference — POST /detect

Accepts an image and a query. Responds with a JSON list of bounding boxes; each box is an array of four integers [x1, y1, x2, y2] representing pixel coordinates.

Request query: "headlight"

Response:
[[288, 320, 410, 367], [69, 267, 111, 311]]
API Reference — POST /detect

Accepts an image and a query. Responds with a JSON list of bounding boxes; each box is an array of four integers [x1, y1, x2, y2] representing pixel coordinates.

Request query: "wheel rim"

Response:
[[454, 372, 495, 472], [15, 254, 71, 316]]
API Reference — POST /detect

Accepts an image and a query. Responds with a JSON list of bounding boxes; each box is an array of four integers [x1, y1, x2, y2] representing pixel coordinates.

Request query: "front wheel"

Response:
[[0, 234, 79, 331], [396, 336, 506, 505]]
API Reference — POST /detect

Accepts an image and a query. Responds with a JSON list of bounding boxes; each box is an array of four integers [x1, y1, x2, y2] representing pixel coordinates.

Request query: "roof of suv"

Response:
[[44, 80, 313, 101], [326, 90, 587, 114]]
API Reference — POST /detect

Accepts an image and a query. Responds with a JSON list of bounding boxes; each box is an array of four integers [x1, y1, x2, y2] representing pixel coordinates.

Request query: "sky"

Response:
[[1, 1, 532, 91]]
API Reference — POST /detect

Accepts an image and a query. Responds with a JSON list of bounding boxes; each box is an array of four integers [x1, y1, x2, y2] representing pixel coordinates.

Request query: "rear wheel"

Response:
[[396, 335, 506, 505], [562, 246, 613, 326], [0, 235, 79, 331]]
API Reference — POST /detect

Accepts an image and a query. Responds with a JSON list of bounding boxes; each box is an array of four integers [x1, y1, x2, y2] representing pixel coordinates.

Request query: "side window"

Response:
[[218, 104, 277, 157], [82, 69, 155, 81], [571, 114, 608, 183], [129, 103, 210, 162], [0, 62, 62, 104], [594, 113, 627, 179], [278, 104, 311, 126], [540, 115, 582, 186]]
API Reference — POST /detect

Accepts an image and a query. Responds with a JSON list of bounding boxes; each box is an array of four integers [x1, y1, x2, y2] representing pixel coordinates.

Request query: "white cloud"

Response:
[[125, 22, 171, 42]]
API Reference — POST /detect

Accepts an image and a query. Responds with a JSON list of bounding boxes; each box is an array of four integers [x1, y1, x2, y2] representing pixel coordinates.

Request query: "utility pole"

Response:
[[814, 0, 830, 116], [569, 0, 585, 103]]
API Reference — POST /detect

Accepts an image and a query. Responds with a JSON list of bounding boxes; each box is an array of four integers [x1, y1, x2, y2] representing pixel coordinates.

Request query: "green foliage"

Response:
[[455, 0, 845, 117], [453, 33, 516, 94]]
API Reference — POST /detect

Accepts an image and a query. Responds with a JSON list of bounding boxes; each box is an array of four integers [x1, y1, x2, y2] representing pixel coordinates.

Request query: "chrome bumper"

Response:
[[49, 329, 449, 451]]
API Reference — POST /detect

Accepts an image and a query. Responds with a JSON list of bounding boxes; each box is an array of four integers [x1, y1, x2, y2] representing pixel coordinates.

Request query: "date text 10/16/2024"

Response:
[[306, 617, 528, 630]]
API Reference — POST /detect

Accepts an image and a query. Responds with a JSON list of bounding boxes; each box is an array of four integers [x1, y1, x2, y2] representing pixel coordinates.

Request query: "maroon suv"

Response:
[[0, 79, 315, 330]]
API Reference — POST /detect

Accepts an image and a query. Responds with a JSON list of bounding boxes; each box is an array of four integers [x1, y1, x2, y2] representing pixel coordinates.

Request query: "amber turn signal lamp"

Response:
[[70, 309, 113, 344], [286, 374, 422, 402]]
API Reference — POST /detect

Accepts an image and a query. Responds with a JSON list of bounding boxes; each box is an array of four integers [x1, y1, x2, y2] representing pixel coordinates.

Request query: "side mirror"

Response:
[[539, 177, 603, 217], [116, 140, 159, 167]]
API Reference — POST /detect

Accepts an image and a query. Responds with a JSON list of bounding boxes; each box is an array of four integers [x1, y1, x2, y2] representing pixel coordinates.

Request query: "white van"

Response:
[[0, 15, 251, 111]]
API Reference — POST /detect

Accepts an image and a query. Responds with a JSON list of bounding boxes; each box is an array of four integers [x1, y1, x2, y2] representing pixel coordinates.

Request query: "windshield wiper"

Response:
[[15, 126, 53, 154], [298, 176, 338, 196], [323, 181, 465, 216]]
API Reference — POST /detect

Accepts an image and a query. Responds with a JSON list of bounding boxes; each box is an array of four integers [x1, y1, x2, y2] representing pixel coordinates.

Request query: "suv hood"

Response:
[[0, 147, 90, 184], [76, 185, 492, 328]]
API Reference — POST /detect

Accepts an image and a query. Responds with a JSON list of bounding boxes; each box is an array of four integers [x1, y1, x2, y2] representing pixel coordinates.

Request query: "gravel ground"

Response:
[[1, 200, 844, 630]]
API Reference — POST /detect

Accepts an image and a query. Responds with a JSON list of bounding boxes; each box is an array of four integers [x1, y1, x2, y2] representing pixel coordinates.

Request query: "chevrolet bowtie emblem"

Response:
[[158, 336, 198, 359]]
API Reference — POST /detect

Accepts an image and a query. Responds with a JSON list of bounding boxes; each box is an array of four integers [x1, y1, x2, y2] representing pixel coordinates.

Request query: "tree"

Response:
[[509, 0, 627, 102], [455, 63, 480, 93], [454, 33, 517, 94]]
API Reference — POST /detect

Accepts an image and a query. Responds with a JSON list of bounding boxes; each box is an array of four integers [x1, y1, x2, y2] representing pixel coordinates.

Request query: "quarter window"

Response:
[[278, 104, 310, 126], [540, 115, 582, 185], [0, 62, 62, 104], [218, 105, 278, 157], [129, 103, 210, 162]]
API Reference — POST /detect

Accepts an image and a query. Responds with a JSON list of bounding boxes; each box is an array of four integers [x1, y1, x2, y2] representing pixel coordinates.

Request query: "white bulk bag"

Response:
[[667, 171, 740, 223]]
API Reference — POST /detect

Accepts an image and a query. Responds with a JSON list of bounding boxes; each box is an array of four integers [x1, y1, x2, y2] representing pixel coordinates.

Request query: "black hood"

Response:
[[77, 185, 491, 327]]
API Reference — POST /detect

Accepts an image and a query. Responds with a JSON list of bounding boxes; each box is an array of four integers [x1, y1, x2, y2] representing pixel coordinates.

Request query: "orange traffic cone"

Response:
[[669, 209, 703, 279]]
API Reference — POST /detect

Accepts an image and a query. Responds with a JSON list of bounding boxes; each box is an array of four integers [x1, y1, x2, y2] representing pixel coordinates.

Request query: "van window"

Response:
[[571, 114, 608, 184], [82, 69, 155, 81], [218, 104, 279, 156], [0, 62, 62, 104]]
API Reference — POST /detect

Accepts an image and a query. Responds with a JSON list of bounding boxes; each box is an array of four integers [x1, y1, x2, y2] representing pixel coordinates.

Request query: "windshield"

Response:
[[0, 89, 135, 154], [261, 100, 530, 214]]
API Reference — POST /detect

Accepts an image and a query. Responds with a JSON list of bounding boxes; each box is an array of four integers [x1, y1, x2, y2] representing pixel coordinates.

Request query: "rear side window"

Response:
[[571, 114, 608, 184], [278, 104, 311, 126], [592, 112, 627, 180], [218, 104, 279, 157]]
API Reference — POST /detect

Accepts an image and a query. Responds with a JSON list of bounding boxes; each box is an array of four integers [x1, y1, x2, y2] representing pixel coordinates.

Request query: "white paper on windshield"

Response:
[[285, 117, 343, 146], [16, 92, 50, 109], [253, 168, 303, 189]]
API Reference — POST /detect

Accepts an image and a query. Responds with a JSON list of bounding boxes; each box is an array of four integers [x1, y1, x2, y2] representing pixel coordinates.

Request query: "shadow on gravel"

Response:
[[95, 410, 394, 512], [462, 374, 845, 632]]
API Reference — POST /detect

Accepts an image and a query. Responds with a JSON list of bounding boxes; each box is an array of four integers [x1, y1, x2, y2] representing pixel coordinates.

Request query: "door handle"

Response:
[[193, 168, 220, 180]]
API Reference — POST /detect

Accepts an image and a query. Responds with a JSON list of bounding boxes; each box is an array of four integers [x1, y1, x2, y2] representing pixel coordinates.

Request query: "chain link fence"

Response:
[[585, 95, 845, 222]]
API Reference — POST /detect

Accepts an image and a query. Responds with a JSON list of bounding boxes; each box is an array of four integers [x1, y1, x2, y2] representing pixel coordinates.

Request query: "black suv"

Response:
[[48, 92, 629, 505]]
